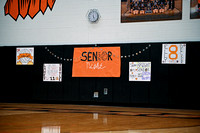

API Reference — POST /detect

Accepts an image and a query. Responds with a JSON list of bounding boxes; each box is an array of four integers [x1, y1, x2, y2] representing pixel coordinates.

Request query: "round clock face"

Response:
[[88, 10, 99, 22]]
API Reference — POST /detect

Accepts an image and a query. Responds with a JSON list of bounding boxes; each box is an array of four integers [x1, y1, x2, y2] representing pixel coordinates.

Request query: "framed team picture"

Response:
[[190, 0, 200, 19], [16, 47, 34, 65], [43, 64, 62, 82], [121, 0, 182, 23]]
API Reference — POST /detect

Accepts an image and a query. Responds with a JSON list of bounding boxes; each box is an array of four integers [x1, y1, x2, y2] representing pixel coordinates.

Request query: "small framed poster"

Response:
[[43, 64, 62, 82], [16, 47, 34, 65], [162, 44, 186, 64], [129, 62, 151, 81]]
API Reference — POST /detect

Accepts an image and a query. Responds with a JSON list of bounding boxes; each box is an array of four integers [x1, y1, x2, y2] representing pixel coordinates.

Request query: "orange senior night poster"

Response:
[[72, 47, 121, 77]]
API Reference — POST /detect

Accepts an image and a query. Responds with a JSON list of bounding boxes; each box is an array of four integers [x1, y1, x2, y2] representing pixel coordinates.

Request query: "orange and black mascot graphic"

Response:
[[4, 0, 56, 21]]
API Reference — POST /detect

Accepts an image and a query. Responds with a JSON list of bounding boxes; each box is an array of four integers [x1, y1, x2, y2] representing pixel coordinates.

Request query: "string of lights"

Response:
[[44, 44, 151, 62]]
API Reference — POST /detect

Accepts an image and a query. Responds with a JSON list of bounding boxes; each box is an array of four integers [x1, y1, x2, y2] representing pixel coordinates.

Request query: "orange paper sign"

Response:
[[72, 47, 121, 77]]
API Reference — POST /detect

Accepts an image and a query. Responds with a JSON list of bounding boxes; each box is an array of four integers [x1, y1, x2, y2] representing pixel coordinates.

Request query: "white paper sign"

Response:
[[162, 44, 186, 64], [43, 64, 62, 82], [129, 62, 151, 81], [16, 47, 34, 65]]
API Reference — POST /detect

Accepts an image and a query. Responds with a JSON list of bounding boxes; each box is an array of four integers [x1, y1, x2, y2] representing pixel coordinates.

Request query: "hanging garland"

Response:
[[44, 44, 151, 62]]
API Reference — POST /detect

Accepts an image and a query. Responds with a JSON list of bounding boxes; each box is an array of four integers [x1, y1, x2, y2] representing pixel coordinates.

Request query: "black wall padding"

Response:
[[130, 44, 151, 104], [113, 44, 131, 103], [150, 44, 169, 105], [0, 42, 199, 109], [63, 45, 79, 102]]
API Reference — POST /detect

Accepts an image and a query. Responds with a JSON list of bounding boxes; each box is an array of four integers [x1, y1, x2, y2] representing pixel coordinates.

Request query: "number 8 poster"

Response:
[[162, 44, 186, 64]]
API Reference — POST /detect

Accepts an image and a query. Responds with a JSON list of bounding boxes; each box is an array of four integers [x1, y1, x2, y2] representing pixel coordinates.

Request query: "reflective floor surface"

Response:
[[0, 103, 200, 133]]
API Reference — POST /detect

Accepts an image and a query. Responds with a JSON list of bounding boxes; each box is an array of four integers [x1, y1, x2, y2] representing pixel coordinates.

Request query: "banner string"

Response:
[[44, 44, 151, 62]]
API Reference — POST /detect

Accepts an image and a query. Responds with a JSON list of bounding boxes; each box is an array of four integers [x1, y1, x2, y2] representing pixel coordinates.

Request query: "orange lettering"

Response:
[[18, 53, 33, 60], [169, 45, 178, 60]]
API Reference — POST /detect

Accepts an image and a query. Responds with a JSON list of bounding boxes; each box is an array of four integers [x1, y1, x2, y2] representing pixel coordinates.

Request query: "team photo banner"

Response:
[[72, 47, 121, 77]]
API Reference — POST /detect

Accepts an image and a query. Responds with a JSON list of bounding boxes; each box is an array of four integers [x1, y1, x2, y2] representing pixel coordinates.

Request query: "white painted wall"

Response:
[[0, 0, 199, 46]]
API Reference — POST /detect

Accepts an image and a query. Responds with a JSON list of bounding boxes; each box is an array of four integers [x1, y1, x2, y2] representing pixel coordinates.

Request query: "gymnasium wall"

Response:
[[0, 0, 199, 109], [0, 0, 200, 46], [0, 43, 199, 109]]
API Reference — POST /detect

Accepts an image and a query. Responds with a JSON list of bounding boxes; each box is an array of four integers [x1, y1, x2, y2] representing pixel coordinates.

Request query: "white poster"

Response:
[[129, 62, 151, 81], [16, 47, 34, 65], [43, 64, 62, 82], [162, 44, 186, 64]]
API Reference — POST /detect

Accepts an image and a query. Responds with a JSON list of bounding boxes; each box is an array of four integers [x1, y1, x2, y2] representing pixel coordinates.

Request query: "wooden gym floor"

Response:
[[0, 103, 200, 133]]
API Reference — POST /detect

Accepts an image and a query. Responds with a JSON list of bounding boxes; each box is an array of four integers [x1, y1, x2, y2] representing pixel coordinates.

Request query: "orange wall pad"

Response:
[[72, 47, 121, 77]]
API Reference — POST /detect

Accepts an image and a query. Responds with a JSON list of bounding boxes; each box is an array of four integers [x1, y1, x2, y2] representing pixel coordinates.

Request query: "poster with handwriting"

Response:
[[16, 47, 34, 65], [162, 44, 186, 64], [129, 62, 151, 81], [72, 47, 121, 77], [43, 64, 62, 82]]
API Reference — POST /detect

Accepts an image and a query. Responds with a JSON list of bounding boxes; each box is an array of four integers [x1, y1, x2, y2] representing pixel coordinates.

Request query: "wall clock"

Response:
[[88, 9, 100, 23]]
